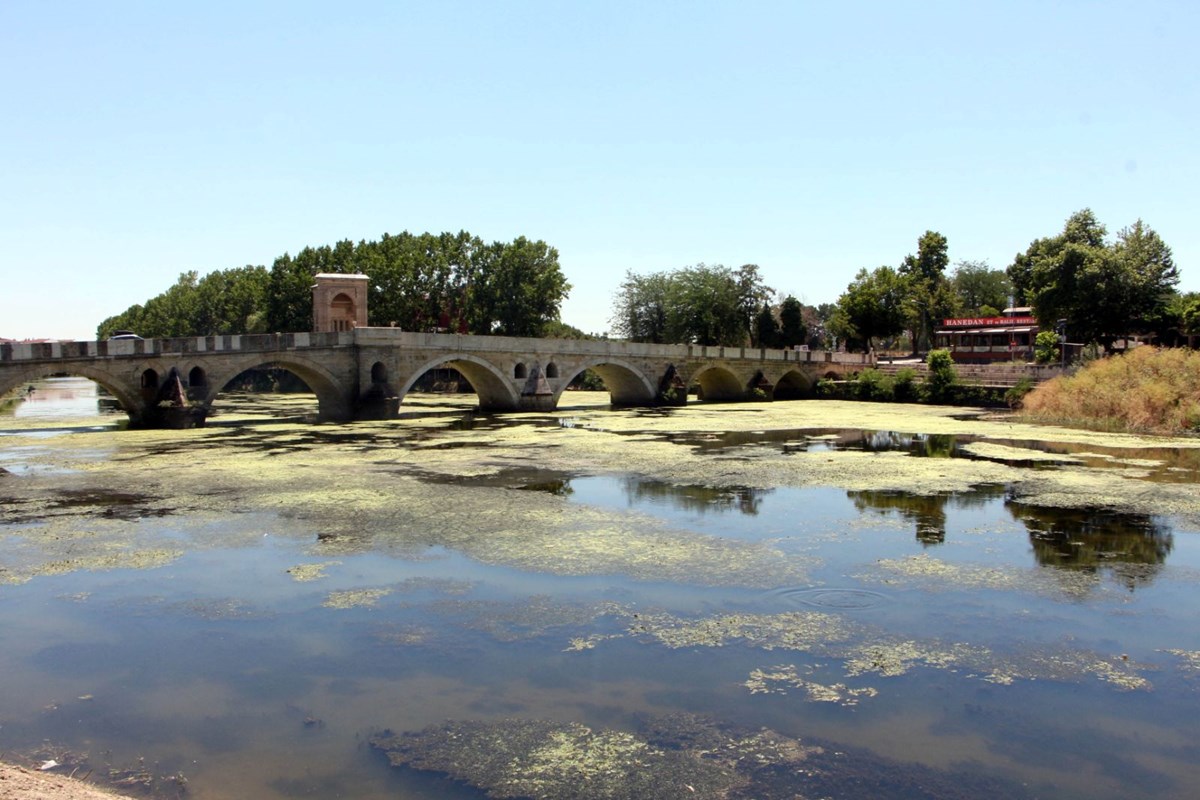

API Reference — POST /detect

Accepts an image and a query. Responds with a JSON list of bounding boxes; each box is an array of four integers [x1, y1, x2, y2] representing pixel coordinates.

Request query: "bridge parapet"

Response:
[[1, 331, 356, 364], [351, 328, 873, 366]]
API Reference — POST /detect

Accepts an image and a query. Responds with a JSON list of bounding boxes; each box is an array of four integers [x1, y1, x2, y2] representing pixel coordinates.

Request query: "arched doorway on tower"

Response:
[[312, 273, 369, 333]]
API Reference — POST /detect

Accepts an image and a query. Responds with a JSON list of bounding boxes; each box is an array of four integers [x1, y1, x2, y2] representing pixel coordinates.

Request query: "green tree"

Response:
[[1010, 210, 1179, 351], [753, 301, 779, 348], [778, 295, 806, 348], [468, 237, 570, 337], [98, 272, 200, 339], [924, 349, 957, 402], [1178, 293, 1200, 345], [100, 230, 570, 340], [192, 266, 270, 335], [734, 264, 773, 343], [951, 259, 1011, 316], [836, 266, 907, 352], [267, 244, 349, 333], [610, 263, 770, 346], [898, 230, 953, 353], [1008, 208, 1107, 304], [1034, 330, 1061, 364], [810, 302, 838, 349], [667, 264, 747, 345], [364, 230, 482, 331], [611, 270, 672, 343]]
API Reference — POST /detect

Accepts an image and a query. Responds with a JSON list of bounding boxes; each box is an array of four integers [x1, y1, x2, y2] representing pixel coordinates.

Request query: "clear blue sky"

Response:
[[3, 0, 1197, 340]]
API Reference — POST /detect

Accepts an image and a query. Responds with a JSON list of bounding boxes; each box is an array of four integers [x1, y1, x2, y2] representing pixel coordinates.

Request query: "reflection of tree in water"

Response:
[[621, 478, 769, 515], [851, 431, 957, 458], [1007, 503, 1173, 590], [848, 487, 1004, 545]]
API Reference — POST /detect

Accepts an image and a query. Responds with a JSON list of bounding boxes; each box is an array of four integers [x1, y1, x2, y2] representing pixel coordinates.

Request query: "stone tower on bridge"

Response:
[[312, 273, 369, 333]]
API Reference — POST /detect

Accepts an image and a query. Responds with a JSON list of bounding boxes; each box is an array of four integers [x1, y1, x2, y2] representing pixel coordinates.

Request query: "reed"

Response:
[[1021, 346, 1200, 434]]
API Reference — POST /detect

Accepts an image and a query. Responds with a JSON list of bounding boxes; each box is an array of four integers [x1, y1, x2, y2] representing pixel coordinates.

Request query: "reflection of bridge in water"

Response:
[[1, 329, 871, 427]]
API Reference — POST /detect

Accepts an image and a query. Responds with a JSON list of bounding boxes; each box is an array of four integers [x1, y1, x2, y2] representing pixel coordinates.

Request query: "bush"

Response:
[[892, 368, 919, 402], [1004, 376, 1036, 408], [1021, 346, 1200, 434], [816, 378, 839, 398], [854, 368, 894, 401], [923, 350, 957, 402], [1034, 331, 1060, 364]]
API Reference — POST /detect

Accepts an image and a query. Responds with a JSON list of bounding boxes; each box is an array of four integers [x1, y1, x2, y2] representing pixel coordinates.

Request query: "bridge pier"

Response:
[[519, 364, 556, 412]]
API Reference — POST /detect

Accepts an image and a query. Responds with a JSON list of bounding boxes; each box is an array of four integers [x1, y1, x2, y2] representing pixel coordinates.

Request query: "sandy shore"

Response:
[[0, 763, 134, 800]]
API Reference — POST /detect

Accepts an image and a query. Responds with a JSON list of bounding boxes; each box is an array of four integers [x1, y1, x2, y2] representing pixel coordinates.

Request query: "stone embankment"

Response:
[[875, 361, 1064, 388]]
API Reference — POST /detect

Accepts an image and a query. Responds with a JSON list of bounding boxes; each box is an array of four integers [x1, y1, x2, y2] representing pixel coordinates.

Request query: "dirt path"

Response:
[[0, 763, 134, 800]]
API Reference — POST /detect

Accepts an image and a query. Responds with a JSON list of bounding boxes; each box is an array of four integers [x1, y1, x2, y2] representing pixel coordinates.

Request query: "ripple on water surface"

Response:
[[767, 586, 892, 610]]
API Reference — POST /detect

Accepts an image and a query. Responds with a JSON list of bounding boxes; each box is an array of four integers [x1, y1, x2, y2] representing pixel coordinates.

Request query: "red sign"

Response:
[[941, 316, 1037, 328]]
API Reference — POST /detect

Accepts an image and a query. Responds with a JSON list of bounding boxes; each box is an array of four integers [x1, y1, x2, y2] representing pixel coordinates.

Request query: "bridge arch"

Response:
[[690, 364, 745, 402], [399, 354, 519, 411], [370, 361, 388, 384], [553, 358, 657, 407], [0, 363, 146, 422], [772, 369, 814, 400], [201, 354, 352, 421]]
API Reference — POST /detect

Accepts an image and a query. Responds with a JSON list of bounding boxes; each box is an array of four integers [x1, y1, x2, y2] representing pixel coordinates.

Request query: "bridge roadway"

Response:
[[0, 328, 871, 426]]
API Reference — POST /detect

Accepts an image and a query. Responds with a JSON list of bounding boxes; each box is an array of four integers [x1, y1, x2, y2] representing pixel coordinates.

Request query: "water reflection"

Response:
[[619, 478, 768, 515], [678, 426, 960, 458], [848, 487, 1006, 544], [673, 425, 1200, 484], [1008, 502, 1173, 589], [588, 472, 1178, 588], [2, 376, 123, 419], [6, 391, 1200, 799], [849, 430, 957, 457], [844, 486, 1174, 585]]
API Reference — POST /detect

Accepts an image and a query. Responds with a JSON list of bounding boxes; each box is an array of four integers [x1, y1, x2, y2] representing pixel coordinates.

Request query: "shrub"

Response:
[[1004, 376, 1036, 408], [1034, 331, 1060, 364], [923, 350, 957, 403], [1021, 346, 1200, 434], [1076, 342, 1102, 366], [854, 368, 894, 401], [892, 368, 919, 402], [816, 378, 839, 398]]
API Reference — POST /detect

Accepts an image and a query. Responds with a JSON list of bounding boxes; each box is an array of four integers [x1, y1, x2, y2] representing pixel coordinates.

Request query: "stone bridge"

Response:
[[0, 329, 871, 426]]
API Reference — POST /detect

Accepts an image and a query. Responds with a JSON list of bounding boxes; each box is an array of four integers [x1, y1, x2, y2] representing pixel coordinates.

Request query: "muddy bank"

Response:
[[0, 762, 135, 800]]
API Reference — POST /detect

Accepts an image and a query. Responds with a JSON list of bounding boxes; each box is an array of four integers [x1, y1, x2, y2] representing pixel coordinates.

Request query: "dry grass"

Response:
[[1021, 347, 1200, 435]]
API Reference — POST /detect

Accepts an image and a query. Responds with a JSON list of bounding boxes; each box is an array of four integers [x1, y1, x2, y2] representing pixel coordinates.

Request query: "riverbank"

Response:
[[0, 763, 133, 800]]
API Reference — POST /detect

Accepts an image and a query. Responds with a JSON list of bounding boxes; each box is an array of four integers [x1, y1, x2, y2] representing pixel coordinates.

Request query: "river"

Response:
[[2, 377, 1199, 799]]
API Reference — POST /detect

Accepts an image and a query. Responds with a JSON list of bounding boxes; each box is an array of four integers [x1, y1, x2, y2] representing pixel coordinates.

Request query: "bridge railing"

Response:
[[3, 327, 876, 369], [353, 328, 874, 366], [1, 331, 356, 362]]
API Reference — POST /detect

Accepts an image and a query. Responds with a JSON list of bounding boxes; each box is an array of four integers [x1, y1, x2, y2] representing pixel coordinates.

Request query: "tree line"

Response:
[[830, 209, 1191, 353], [609, 208, 1190, 356], [607, 248, 1017, 353], [97, 231, 571, 340], [99, 211, 1192, 356], [609, 264, 814, 349]]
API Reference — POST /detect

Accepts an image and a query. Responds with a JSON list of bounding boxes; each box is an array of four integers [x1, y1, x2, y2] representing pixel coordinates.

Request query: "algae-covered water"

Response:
[[2, 378, 1200, 799]]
